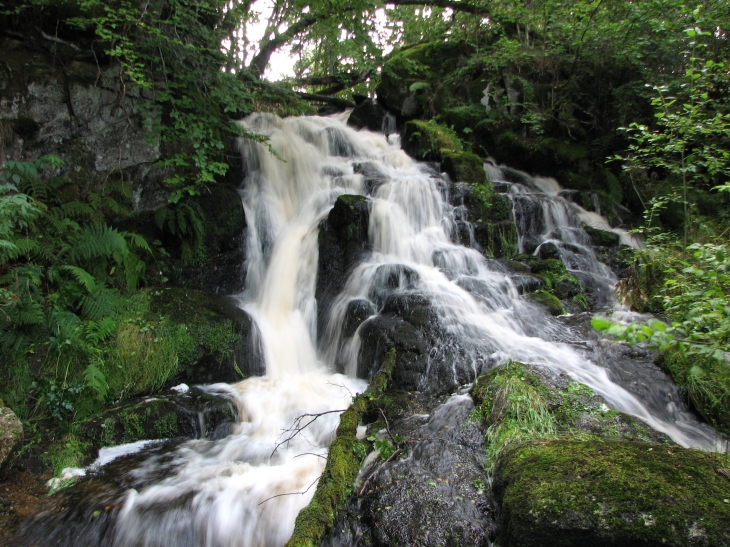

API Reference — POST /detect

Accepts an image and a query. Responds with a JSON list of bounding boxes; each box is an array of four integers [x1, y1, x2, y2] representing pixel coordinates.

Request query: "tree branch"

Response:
[[294, 92, 356, 109]]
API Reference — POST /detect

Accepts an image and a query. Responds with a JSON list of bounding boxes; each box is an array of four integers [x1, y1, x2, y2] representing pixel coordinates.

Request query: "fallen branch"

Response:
[[294, 92, 355, 109], [271, 409, 347, 459], [258, 474, 322, 505], [38, 28, 83, 52]]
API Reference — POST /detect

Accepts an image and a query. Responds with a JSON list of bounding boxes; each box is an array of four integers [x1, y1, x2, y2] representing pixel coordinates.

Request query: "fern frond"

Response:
[[123, 232, 152, 253], [80, 287, 120, 321], [69, 224, 128, 264], [61, 265, 97, 293], [83, 363, 109, 399], [60, 201, 94, 219], [85, 316, 118, 345]]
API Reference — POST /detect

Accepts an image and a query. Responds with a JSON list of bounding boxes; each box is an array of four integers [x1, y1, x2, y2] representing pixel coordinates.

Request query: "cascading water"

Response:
[[13, 113, 720, 547]]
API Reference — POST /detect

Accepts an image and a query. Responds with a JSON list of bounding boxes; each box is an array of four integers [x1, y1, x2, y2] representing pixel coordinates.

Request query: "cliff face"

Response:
[[0, 34, 171, 211]]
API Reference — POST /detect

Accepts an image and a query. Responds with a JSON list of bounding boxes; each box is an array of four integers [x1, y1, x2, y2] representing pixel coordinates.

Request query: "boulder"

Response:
[[316, 195, 372, 341], [0, 402, 23, 469], [347, 99, 391, 133]]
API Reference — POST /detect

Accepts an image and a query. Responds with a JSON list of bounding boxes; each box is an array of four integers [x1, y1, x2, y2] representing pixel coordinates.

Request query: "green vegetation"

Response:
[[495, 439, 730, 547]]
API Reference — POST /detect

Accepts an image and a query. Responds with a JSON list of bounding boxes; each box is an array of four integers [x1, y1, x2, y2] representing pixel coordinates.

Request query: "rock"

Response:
[[357, 394, 497, 547], [0, 402, 23, 469], [347, 99, 390, 133], [76, 387, 237, 450], [494, 439, 730, 547], [473, 220, 519, 259], [441, 151, 487, 185], [341, 299, 377, 339], [353, 161, 389, 195], [510, 274, 544, 294], [583, 225, 620, 247], [316, 195, 371, 342], [401, 120, 461, 162], [530, 290, 565, 316], [358, 292, 478, 393], [537, 241, 561, 260]]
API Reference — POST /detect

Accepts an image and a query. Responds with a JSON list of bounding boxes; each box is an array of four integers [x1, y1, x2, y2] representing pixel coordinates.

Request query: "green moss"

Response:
[[44, 434, 91, 477], [583, 225, 620, 247], [479, 221, 519, 259], [657, 350, 730, 436], [495, 439, 730, 547], [537, 138, 589, 163], [531, 290, 565, 316], [285, 348, 398, 547], [338, 194, 367, 208], [441, 151, 487, 185], [401, 119, 462, 162], [122, 409, 145, 443]]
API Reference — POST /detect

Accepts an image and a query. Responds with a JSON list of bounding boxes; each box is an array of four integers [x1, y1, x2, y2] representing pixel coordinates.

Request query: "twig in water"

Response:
[[270, 409, 346, 459], [294, 452, 326, 459], [358, 448, 402, 497], [258, 474, 322, 505]]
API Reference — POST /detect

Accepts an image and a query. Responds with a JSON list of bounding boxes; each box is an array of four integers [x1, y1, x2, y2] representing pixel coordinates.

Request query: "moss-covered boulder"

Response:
[[494, 439, 730, 547], [401, 119, 462, 162], [474, 220, 519, 259], [0, 401, 23, 470], [583, 225, 620, 247], [441, 151, 488, 185], [656, 350, 730, 437], [530, 290, 565, 315]]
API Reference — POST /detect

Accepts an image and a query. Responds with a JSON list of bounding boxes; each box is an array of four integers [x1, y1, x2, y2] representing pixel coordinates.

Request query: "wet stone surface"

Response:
[[324, 392, 496, 547]]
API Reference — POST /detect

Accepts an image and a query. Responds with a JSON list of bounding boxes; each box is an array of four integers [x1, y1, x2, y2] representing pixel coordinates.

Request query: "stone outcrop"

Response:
[[0, 401, 23, 470]]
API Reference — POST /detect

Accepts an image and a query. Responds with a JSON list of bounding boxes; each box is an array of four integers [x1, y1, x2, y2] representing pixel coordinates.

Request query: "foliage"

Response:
[[594, 239, 730, 365], [0, 157, 149, 420]]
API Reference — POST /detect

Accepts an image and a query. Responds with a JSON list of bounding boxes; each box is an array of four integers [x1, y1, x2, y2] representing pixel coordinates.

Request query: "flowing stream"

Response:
[[14, 113, 721, 546]]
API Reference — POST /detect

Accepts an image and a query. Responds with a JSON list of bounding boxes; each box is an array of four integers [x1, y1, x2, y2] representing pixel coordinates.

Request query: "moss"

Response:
[[44, 434, 91, 477], [441, 151, 487, 185], [285, 348, 398, 547], [531, 290, 565, 315], [475, 220, 519, 259], [338, 194, 368, 208], [494, 439, 730, 547], [401, 119, 462, 162], [583, 225, 620, 247], [656, 350, 730, 436]]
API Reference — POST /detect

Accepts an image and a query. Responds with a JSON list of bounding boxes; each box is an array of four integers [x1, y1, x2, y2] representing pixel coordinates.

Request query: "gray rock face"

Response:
[[0, 43, 165, 211], [324, 393, 497, 547], [0, 403, 23, 469]]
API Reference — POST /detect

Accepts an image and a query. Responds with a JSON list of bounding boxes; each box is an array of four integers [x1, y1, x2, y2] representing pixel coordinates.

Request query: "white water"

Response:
[[100, 113, 717, 547]]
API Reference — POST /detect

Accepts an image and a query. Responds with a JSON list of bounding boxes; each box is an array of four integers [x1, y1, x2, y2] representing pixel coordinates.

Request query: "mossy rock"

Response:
[[656, 350, 730, 436], [583, 225, 620, 247], [285, 349, 398, 547], [76, 388, 237, 451], [441, 151, 487, 185], [474, 220, 519, 259], [494, 439, 730, 547], [0, 404, 23, 470], [401, 119, 461, 162], [530, 290, 565, 315]]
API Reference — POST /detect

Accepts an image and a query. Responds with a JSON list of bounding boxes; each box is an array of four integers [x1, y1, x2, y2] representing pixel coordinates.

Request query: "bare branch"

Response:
[[294, 92, 356, 109], [270, 409, 347, 459], [258, 474, 322, 505]]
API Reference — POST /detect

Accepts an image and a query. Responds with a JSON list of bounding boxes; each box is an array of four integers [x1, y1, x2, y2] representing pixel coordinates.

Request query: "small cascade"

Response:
[[486, 163, 637, 308], [13, 113, 721, 547]]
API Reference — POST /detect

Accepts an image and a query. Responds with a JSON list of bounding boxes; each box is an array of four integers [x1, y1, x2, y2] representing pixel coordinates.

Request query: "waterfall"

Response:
[[15, 113, 720, 547]]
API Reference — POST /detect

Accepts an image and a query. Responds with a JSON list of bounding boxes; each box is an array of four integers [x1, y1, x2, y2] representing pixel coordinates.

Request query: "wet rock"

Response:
[[441, 151, 487, 186], [367, 265, 421, 308], [493, 439, 730, 547], [325, 394, 496, 547], [401, 120, 461, 163], [358, 292, 479, 393], [353, 161, 388, 195], [530, 290, 565, 316], [0, 402, 23, 469], [583, 225, 620, 247], [76, 387, 237, 451], [316, 194, 372, 342], [537, 241, 560, 260], [473, 220, 519, 259], [342, 299, 377, 339], [510, 274, 544, 294], [347, 99, 390, 133], [325, 127, 360, 157]]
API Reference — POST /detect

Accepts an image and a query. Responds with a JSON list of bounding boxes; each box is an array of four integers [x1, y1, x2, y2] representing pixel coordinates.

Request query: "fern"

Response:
[[83, 363, 109, 400], [61, 265, 97, 293], [85, 317, 118, 345], [80, 288, 120, 321], [68, 224, 129, 264]]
